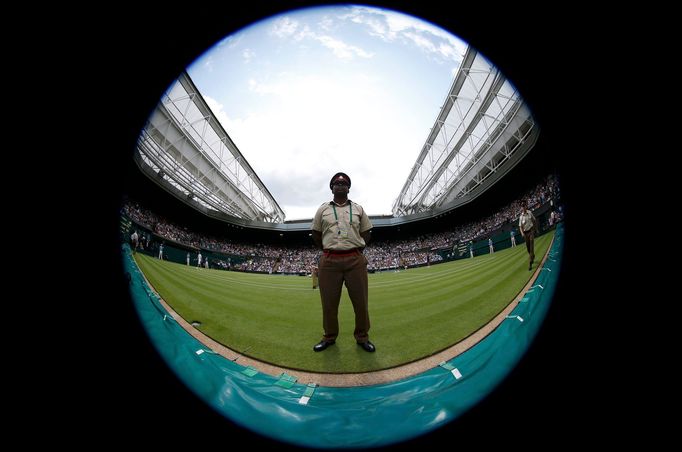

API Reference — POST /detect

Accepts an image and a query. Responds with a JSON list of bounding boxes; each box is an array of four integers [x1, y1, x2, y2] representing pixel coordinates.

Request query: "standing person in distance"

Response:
[[311, 265, 319, 289], [130, 230, 138, 253], [519, 203, 539, 271], [311, 172, 375, 353]]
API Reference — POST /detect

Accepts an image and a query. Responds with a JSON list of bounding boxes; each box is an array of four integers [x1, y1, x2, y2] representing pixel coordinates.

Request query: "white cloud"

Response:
[[294, 24, 314, 41], [281, 205, 318, 222], [315, 35, 373, 59], [342, 8, 396, 41], [271, 14, 372, 60], [242, 48, 255, 63], [216, 34, 241, 49], [318, 15, 334, 31], [403, 31, 438, 53], [202, 55, 214, 73], [206, 73, 424, 219], [345, 6, 466, 63], [437, 42, 460, 61], [271, 17, 299, 38], [190, 7, 466, 220]]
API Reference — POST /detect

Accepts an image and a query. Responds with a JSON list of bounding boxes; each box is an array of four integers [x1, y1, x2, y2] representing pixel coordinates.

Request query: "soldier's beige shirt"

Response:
[[312, 200, 373, 250]]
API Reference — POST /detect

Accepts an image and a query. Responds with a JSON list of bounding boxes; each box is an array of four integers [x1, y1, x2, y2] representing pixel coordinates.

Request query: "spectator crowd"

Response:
[[123, 175, 562, 274]]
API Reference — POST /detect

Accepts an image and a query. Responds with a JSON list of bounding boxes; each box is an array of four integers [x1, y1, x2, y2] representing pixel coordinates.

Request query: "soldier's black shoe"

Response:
[[357, 341, 376, 352], [313, 340, 335, 352]]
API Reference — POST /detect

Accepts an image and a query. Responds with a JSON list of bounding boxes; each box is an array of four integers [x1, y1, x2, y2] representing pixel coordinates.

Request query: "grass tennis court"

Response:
[[134, 231, 552, 373]]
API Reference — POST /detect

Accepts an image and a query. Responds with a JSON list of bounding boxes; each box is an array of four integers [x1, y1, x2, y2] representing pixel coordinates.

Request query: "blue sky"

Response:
[[187, 4, 467, 220]]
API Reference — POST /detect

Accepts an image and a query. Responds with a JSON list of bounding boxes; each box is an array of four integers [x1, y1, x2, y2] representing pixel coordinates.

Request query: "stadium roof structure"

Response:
[[392, 47, 539, 216], [135, 46, 538, 228], [136, 72, 285, 223]]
